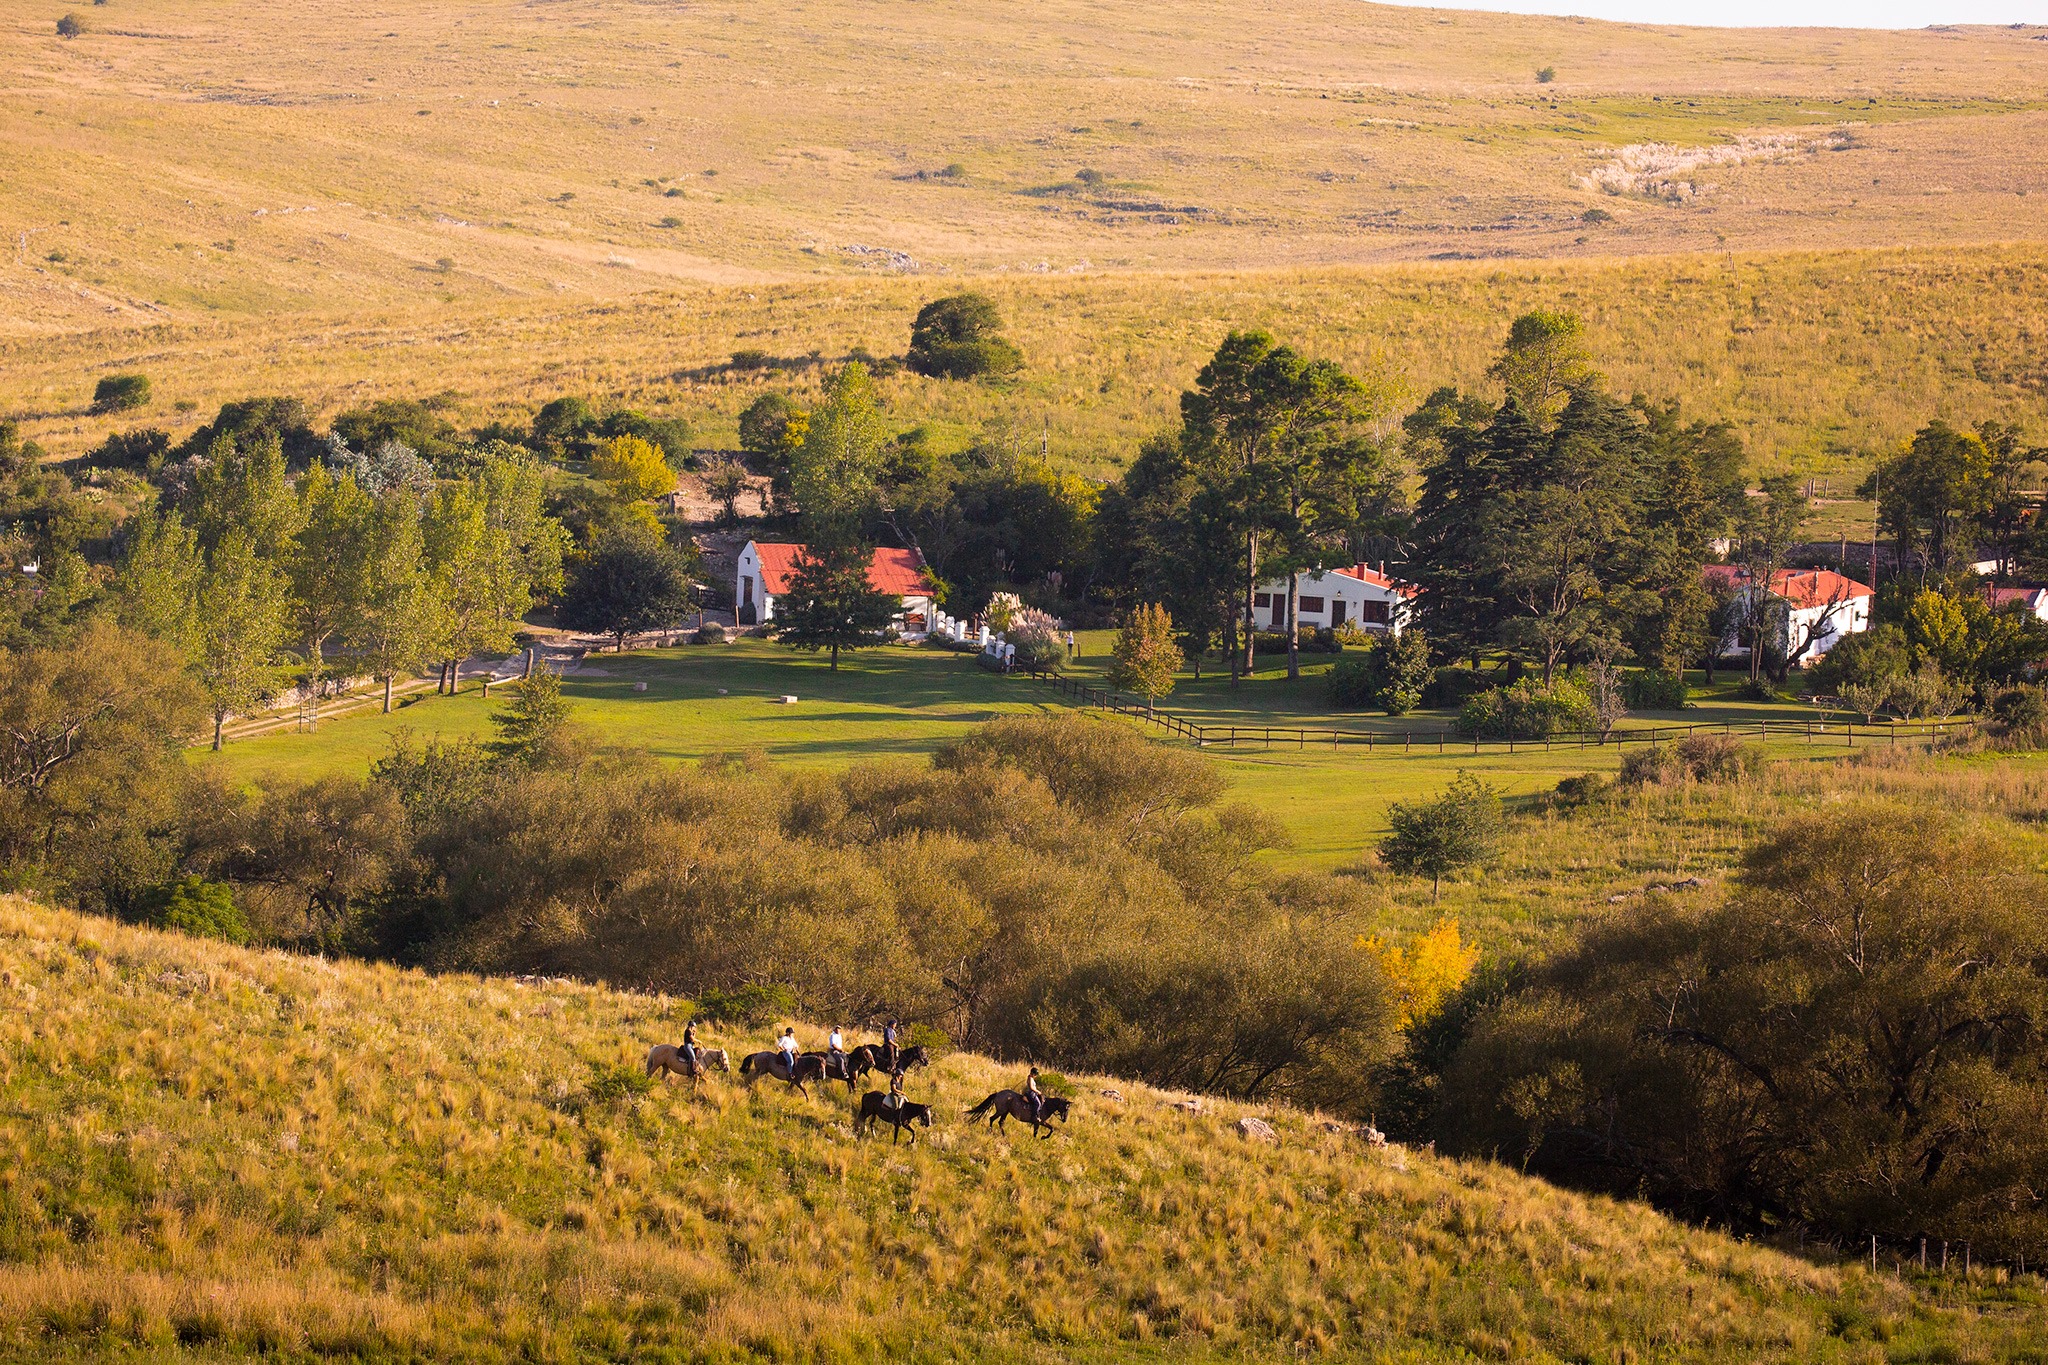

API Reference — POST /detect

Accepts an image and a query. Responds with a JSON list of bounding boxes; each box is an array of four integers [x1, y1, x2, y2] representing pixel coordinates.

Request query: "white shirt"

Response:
[[779, 1035, 797, 1055], [828, 1030, 844, 1051]]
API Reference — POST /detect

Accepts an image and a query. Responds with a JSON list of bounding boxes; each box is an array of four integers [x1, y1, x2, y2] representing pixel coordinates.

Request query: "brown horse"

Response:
[[846, 1043, 931, 1081], [854, 1091, 933, 1143], [738, 1050, 828, 1097], [646, 1044, 730, 1082], [967, 1090, 1070, 1139]]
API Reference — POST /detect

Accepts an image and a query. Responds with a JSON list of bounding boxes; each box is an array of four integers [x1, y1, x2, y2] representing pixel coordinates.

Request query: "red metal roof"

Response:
[[1330, 564, 1419, 599], [1986, 586, 2048, 611], [1702, 564, 1873, 609], [749, 542, 933, 597]]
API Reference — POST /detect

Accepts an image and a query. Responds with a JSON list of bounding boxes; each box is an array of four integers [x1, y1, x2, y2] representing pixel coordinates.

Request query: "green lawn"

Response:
[[204, 637, 1861, 870]]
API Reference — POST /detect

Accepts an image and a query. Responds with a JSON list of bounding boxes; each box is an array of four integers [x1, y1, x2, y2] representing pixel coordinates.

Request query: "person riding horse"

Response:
[[884, 1066, 906, 1113], [1022, 1066, 1045, 1125], [828, 1026, 845, 1079], [882, 1018, 901, 1075], [681, 1019, 699, 1076], [776, 1027, 799, 1081]]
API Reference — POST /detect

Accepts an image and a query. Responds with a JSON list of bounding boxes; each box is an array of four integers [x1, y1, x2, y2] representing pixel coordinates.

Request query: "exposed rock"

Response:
[[1237, 1116, 1278, 1143], [1099, 1088, 1125, 1104]]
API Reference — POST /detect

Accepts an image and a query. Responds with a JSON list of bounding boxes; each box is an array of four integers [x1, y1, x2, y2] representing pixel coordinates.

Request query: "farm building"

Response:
[[735, 541, 937, 633], [1985, 585, 2048, 623], [1704, 565, 1874, 665], [1253, 564, 1417, 635]]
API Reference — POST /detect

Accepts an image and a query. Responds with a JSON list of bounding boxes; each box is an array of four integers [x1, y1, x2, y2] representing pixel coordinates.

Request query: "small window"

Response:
[[1361, 601, 1390, 624], [1299, 596, 1325, 613], [1253, 593, 1272, 609]]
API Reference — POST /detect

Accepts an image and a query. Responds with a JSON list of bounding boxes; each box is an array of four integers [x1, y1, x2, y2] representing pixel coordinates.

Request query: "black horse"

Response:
[[738, 1050, 829, 1096], [847, 1043, 931, 1080], [967, 1090, 1071, 1139], [854, 1090, 933, 1143]]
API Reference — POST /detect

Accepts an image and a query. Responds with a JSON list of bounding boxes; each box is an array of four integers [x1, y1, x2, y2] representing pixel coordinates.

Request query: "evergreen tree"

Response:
[[774, 538, 896, 670], [487, 666, 574, 766], [1108, 603, 1184, 711]]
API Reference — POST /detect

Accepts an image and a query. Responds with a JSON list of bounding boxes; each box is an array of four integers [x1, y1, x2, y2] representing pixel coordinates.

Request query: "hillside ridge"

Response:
[[5, 895, 2042, 1361]]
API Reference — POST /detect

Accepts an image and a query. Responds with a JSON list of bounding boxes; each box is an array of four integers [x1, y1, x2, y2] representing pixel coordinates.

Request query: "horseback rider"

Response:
[[882, 1017, 900, 1074], [776, 1027, 799, 1080], [681, 1018, 699, 1075], [1022, 1065, 1045, 1123], [827, 1025, 845, 1078], [884, 1066, 906, 1112]]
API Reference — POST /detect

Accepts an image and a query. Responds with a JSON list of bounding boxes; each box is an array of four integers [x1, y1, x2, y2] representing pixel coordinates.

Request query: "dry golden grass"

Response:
[[5, 893, 2046, 1362], [10, 244, 2048, 481]]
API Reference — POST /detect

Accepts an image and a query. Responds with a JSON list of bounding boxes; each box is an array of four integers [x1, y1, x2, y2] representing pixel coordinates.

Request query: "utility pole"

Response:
[[1869, 467, 1880, 590]]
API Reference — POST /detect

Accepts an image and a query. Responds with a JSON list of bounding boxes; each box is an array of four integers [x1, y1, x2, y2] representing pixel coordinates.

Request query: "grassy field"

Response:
[[201, 636, 2016, 951], [6, 893, 2046, 1363]]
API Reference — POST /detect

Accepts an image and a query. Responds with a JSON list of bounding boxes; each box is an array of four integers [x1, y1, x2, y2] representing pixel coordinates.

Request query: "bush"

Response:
[[1733, 676, 1778, 702], [691, 983, 797, 1026], [1618, 734, 1762, 787], [692, 622, 728, 645], [91, 374, 151, 413], [1622, 669, 1689, 711], [1457, 678, 1594, 739], [1552, 773, 1612, 807], [1423, 666, 1488, 710], [1326, 655, 1378, 708], [87, 427, 171, 473], [140, 877, 249, 944], [1009, 618, 1066, 672], [1989, 683, 2048, 746], [57, 11, 84, 36], [1327, 631, 1431, 714]]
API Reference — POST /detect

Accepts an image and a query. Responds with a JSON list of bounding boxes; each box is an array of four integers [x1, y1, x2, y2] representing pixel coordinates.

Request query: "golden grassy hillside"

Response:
[[11, 244, 2048, 479], [4, 895, 2045, 1362], [6, 0, 2048, 330]]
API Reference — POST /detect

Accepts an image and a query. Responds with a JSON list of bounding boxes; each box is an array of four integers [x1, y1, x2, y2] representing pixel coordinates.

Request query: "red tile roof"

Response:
[[1986, 586, 2048, 612], [749, 542, 933, 598], [1332, 564, 1420, 599], [1702, 564, 1873, 609]]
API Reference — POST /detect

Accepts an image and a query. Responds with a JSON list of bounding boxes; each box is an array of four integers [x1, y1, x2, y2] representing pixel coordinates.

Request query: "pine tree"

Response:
[[774, 538, 896, 670]]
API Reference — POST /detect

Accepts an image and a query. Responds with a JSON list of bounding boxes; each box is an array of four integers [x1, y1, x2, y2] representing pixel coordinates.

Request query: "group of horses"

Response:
[[644, 1039, 1072, 1143]]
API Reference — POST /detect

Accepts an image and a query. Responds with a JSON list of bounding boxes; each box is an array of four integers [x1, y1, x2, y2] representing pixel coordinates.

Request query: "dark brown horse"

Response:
[[738, 1050, 828, 1096], [967, 1090, 1070, 1139], [846, 1043, 931, 1080], [854, 1091, 933, 1143]]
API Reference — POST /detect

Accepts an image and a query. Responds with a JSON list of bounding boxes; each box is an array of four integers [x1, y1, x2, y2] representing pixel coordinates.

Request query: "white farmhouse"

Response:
[[1253, 564, 1417, 636], [1704, 565, 1874, 666], [1985, 585, 2048, 624], [735, 541, 937, 634]]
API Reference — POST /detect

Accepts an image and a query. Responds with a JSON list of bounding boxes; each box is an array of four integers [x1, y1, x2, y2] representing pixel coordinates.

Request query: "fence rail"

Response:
[[1018, 667, 1984, 754]]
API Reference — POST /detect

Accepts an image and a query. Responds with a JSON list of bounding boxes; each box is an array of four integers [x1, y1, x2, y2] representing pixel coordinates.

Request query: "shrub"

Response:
[[87, 427, 171, 473], [91, 373, 151, 413], [1733, 676, 1778, 702], [1457, 678, 1594, 739], [1536, 65, 1556, 83], [583, 1060, 657, 1105], [1989, 683, 2048, 746], [1328, 631, 1431, 714], [1622, 669, 1689, 711], [1619, 734, 1762, 787], [692, 622, 728, 644], [1009, 616, 1066, 673], [1552, 772, 1612, 807], [1423, 665, 1487, 709], [1326, 655, 1378, 708], [57, 11, 84, 36], [141, 877, 249, 944], [1380, 773, 1502, 902], [691, 983, 797, 1025], [1617, 745, 1681, 788]]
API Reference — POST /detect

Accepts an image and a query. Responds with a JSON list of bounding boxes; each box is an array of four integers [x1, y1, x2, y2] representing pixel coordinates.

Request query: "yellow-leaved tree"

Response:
[[1365, 918, 1480, 1028], [590, 434, 677, 505]]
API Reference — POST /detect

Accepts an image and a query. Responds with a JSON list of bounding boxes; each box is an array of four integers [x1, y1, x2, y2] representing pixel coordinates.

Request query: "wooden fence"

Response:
[[1019, 667, 1983, 754]]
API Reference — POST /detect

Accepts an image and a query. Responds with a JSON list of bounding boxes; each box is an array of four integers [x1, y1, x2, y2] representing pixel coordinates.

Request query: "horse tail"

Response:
[[739, 1053, 755, 1076], [967, 1094, 997, 1117]]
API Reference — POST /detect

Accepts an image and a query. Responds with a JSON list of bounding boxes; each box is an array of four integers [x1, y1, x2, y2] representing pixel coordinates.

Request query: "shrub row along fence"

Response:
[[1019, 668, 1984, 755]]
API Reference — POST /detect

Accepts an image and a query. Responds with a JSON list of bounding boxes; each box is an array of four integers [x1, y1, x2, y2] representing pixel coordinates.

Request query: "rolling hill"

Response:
[[5, 894, 2045, 1362]]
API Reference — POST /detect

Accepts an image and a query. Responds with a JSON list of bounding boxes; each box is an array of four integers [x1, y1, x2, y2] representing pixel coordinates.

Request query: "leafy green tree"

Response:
[[113, 506, 202, 655], [91, 374, 151, 413], [702, 455, 749, 529], [790, 363, 890, 534], [187, 432, 300, 560], [905, 293, 1023, 380], [330, 398, 458, 464], [1095, 433, 1239, 679], [1372, 629, 1433, 715], [589, 433, 676, 504], [558, 521, 694, 652], [1108, 603, 1183, 710], [143, 876, 249, 944], [1733, 475, 1811, 681], [738, 392, 803, 455], [195, 530, 295, 750], [1441, 806, 2048, 1259], [1864, 420, 1994, 576], [288, 463, 375, 728], [1486, 310, 1594, 424], [423, 458, 566, 691], [172, 397, 321, 469], [773, 537, 896, 670], [350, 491, 442, 713], [530, 396, 598, 459], [1380, 773, 1502, 901]]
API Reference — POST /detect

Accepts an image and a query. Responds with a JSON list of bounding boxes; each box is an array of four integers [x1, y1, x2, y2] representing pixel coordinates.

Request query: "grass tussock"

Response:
[[4, 896, 2043, 1361]]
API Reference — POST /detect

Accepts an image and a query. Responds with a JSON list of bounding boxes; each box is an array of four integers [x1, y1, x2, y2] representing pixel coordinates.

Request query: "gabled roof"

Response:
[[747, 542, 933, 597], [1702, 564, 1873, 610], [1329, 564, 1420, 599], [1986, 585, 2048, 611]]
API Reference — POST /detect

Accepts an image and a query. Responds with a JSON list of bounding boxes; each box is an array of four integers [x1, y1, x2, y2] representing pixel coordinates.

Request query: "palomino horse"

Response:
[[967, 1090, 1071, 1139], [738, 1050, 829, 1097], [646, 1044, 730, 1082], [854, 1091, 933, 1143]]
